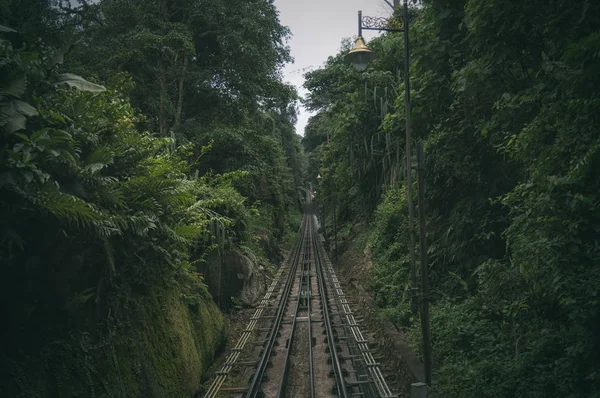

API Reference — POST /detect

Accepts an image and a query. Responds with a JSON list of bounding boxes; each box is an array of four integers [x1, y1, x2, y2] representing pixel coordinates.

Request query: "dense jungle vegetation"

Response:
[[0, 0, 303, 396], [3, 0, 600, 396], [305, 0, 600, 397]]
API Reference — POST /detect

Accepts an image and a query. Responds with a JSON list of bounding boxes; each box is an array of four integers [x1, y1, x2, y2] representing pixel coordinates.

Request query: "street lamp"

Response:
[[346, 0, 433, 388], [346, 1, 417, 317], [346, 35, 376, 72]]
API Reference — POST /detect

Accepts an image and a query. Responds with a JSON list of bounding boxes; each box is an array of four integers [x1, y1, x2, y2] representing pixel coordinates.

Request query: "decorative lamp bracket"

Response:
[[361, 15, 404, 32]]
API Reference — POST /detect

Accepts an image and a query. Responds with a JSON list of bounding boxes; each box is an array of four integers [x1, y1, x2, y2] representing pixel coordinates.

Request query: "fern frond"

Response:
[[123, 176, 195, 211], [172, 223, 205, 240], [84, 147, 114, 173], [123, 214, 157, 237], [159, 224, 190, 246], [37, 190, 101, 229]]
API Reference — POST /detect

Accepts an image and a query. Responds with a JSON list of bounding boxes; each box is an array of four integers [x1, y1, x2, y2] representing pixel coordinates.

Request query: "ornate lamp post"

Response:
[[345, 0, 432, 387]]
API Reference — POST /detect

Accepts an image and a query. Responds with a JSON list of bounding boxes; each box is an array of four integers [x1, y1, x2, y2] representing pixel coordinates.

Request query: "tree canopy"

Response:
[[304, 0, 600, 396], [0, 0, 304, 395]]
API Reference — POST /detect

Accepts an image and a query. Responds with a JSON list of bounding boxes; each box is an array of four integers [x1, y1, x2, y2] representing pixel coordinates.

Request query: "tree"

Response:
[[303, 0, 600, 395]]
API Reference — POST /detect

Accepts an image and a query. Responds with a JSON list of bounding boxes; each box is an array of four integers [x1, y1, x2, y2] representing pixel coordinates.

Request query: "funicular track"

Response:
[[205, 204, 395, 398]]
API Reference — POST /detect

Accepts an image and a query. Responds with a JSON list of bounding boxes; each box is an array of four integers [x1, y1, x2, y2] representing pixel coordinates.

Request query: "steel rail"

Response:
[[205, 218, 308, 398], [307, 219, 316, 398], [205, 257, 289, 398], [311, 213, 350, 398], [206, 206, 394, 398], [276, 221, 312, 397], [313, 217, 396, 398], [245, 215, 309, 398]]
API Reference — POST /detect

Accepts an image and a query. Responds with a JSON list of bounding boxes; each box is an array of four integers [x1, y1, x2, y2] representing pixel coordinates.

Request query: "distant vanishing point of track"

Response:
[[205, 200, 396, 398]]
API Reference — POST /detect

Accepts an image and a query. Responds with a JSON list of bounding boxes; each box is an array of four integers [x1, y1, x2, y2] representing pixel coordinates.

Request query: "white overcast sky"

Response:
[[274, 0, 391, 136]]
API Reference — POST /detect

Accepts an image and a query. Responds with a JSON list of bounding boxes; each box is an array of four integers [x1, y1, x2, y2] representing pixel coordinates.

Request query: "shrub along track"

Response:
[[204, 205, 396, 397]]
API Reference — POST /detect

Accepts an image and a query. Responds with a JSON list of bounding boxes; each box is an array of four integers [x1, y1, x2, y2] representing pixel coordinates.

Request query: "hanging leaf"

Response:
[[1, 77, 27, 98], [47, 43, 71, 69], [0, 25, 16, 33], [1, 99, 38, 119], [55, 74, 106, 92], [84, 147, 114, 173], [13, 100, 38, 117], [5, 113, 26, 134], [373, 85, 377, 108]]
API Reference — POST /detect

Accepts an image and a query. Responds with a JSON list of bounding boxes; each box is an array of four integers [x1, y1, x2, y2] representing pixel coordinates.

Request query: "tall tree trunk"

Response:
[[174, 56, 188, 132], [158, 0, 170, 136], [158, 67, 168, 136]]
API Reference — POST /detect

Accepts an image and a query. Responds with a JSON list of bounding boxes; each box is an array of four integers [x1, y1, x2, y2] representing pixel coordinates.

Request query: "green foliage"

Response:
[[0, 3, 303, 394], [366, 186, 416, 326], [304, 0, 600, 396], [60, 0, 304, 262], [64, 0, 293, 135]]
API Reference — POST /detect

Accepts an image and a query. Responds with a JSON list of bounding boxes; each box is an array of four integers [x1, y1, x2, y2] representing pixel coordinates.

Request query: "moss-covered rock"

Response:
[[200, 247, 269, 309], [1, 275, 226, 398]]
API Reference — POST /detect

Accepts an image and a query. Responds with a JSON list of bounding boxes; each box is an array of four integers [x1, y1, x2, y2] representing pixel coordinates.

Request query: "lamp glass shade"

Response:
[[345, 36, 376, 71]]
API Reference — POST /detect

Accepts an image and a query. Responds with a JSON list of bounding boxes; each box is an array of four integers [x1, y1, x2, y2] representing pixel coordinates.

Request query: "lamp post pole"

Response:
[[332, 180, 338, 263], [401, 0, 419, 318], [417, 143, 431, 386]]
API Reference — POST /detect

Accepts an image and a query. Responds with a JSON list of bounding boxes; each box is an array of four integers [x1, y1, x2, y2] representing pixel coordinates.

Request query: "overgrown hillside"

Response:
[[0, 0, 304, 396], [304, 1, 600, 396]]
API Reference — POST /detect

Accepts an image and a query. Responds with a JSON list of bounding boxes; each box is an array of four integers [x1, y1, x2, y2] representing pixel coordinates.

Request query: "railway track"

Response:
[[205, 204, 396, 398]]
